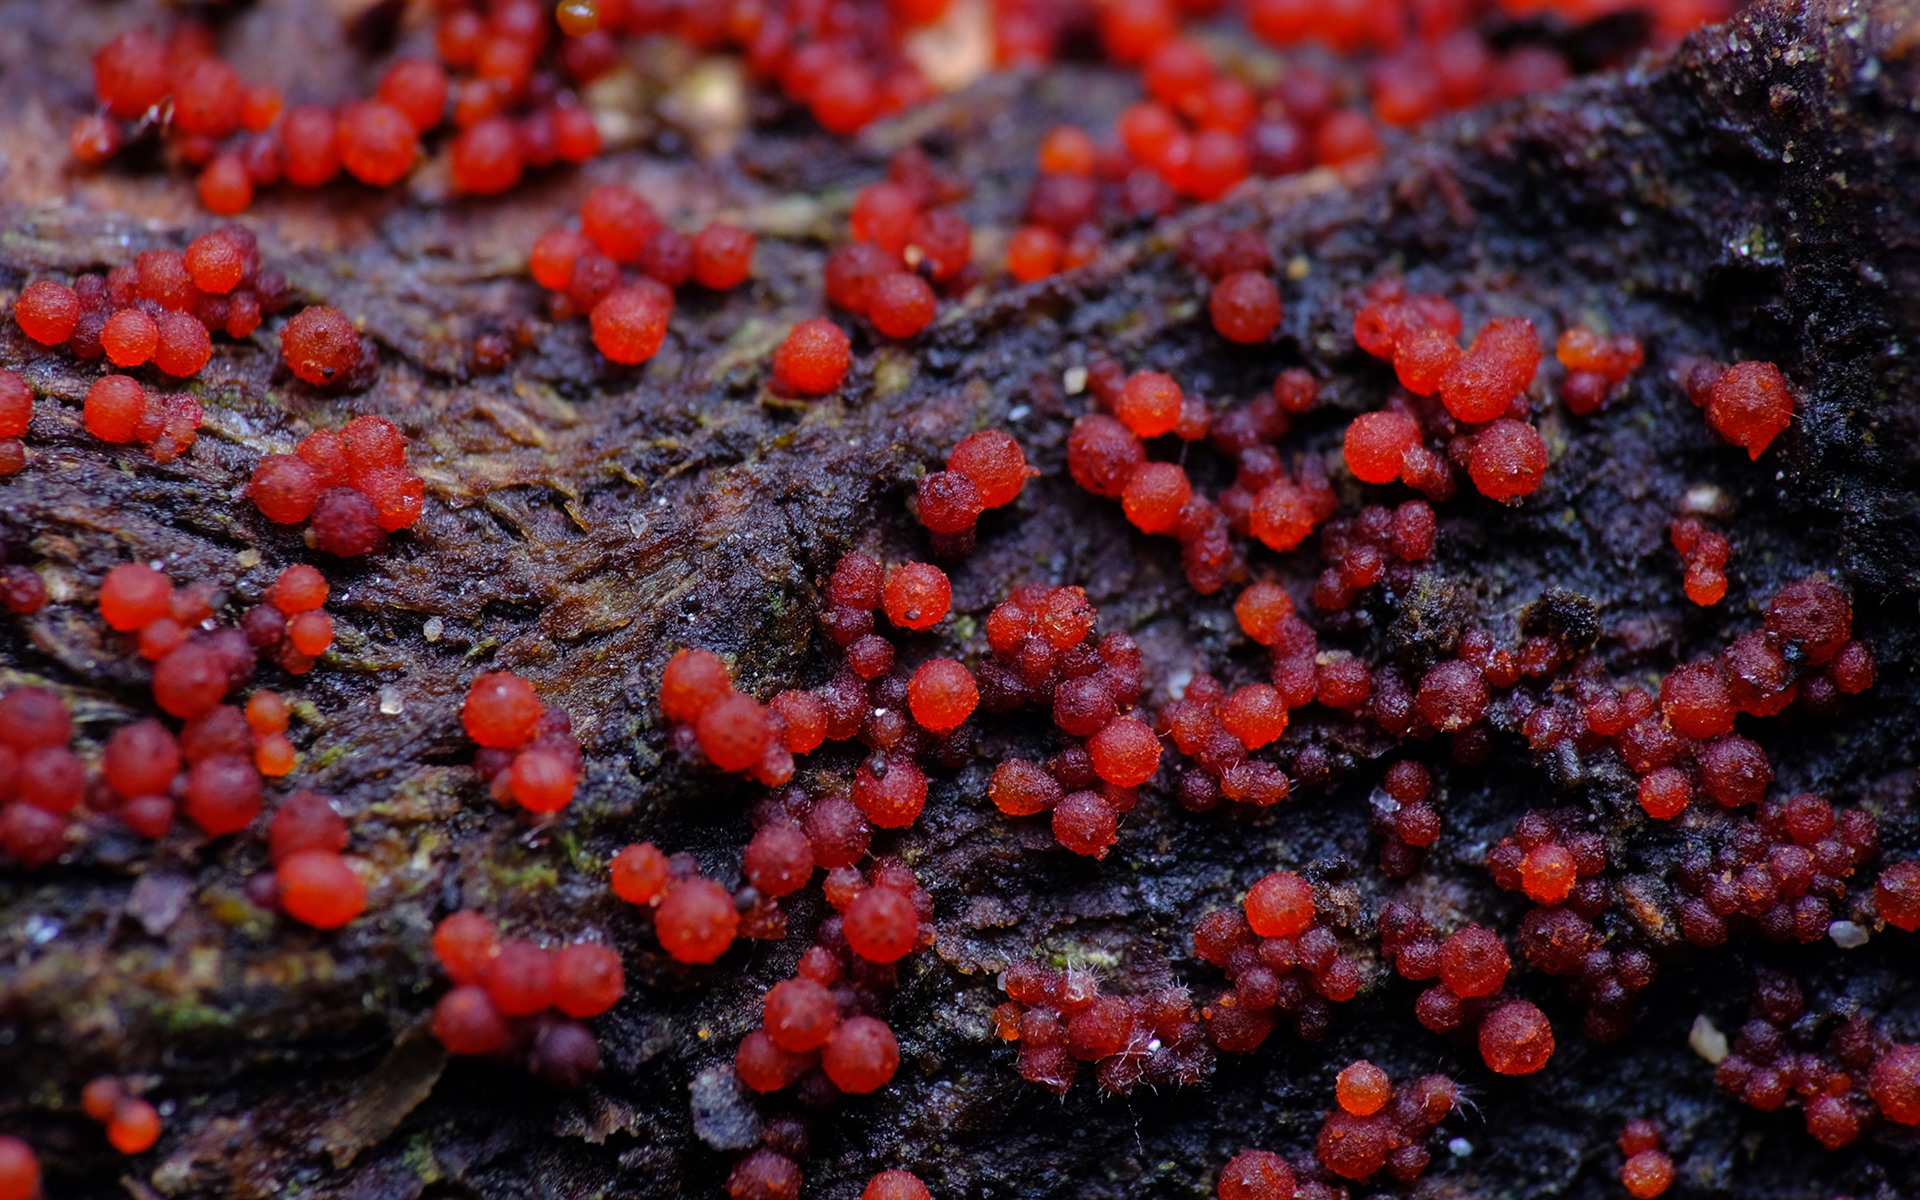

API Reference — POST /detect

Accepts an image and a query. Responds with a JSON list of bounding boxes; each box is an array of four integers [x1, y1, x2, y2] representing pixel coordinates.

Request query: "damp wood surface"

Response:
[[2, 1, 1919, 1197]]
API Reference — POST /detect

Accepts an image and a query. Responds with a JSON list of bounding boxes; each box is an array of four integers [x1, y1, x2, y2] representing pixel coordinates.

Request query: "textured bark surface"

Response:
[[2, 1, 1919, 1197]]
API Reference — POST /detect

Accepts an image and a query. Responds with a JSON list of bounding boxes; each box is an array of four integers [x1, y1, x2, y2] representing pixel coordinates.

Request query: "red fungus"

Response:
[[1705, 361, 1795, 458], [656, 877, 739, 963], [772, 318, 852, 396], [277, 850, 367, 929], [1479, 1000, 1555, 1074], [822, 1015, 900, 1093]]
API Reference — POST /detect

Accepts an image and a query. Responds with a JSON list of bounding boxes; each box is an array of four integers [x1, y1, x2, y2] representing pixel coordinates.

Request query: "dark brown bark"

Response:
[[2, 1, 1918, 1196]]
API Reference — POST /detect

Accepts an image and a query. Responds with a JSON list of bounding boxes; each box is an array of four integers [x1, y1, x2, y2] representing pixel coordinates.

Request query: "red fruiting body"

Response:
[[508, 747, 579, 813], [1088, 716, 1161, 786], [661, 648, 732, 723], [337, 101, 420, 186], [482, 940, 555, 1017], [949, 431, 1031, 508], [1438, 318, 1541, 423], [825, 243, 896, 314], [101, 308, 159, 367], [1705, 361, 1795, 458], [551, 943, 626, 1017], [1661, 660, 1734, 739], [869, 272, 937, 339], [692, 224, 755, 290], [656, 877, 739, 963], [1439, 926, 1509, 997], [1479, 1000, 1555, 1074], [697, 693, 774, 772], [852, 758, 928, 828], [1344, 411, 1420, 484], [1217, 1149, 1293, 1200], [154, 309, 212, 376], [917, 470, 983, 534], [591, 283, 674, 364], [1210, 272, 1281, 343], [182, 755, 263, 835], [378, 59, 449, 133], [464, 672, 543, 749], [846, 884, 918, 962], [450, 118, 524, 194], [0, 687, 72, 751], [153, 643, 231, 719], [1235, 582, 1295, 645], [1122, 462, 1192, 534], [764, 978, 839, 1052], [82, 1076, 125, 1123], [728, 1150, 802, 1200], [1053, 791, 1119, 858], [107, 1097, 162, 1154], [1871, 1044, 1920, 1125], [1468, 420, 1549, 501], [1877, 862, 1920, 931], [434, 986, 509, 1055], [198, 153, 254, 215], [1245, 872, 1314, 938], [269, 791, 346, 864], [1621, 1150, 1675, 1199], [641, 229, 697, 289], [883, 562, 951, 631], [1116, 371, 1184, 438], [251, 455, 321, 524], [103, 720, 180, 801], [93, 28, 169, 117], [862, 1170, 931, 1200], [271, 564, 329, 614], [1336, 1060, 1392, 1116], [277, 850, 366, 929], [744, 824, 814, 898], [611, 842, 670, 905], [990, 759, 1063, 816], [908, 658, 978, 732], [1222, 684, 1288, 749], [1008, 225, 1062, 282], [282, 306, 361, 387], [85, 375, 146, 442], [772, 318, 852, 396], [822, 1015, 899, 1093], [434, 912, 499, 985], [16, 281, 80, 345], [530, 229, 589, 291], [99, 562, 173, 631]]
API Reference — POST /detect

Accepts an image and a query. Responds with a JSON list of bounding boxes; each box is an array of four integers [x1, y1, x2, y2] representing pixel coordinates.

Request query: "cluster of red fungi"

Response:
[[528, 184, 756, 366], [249, 414, 426, 557], [463, 671, 586, 814], [0, 578, 372, 939], [1192, 872, 1367, 1049], [12, 2, 1920, 1199], [429, 909, 623, 1087], [823, 161, 968, 340], [1669, 511, 1733, 606], [0, 559, 339, 866], [1208, 1059, 1458, 1198], [6, 226, 304, 470], [78, 12, 602, 213]]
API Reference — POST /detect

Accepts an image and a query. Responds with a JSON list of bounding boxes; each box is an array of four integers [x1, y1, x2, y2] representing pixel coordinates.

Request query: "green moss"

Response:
[[402, 1136, 445, 1184], [1044, 945, 1122, 971], [152, 997, 238, 1036], [555, 828, 600, 875], [485, 857, 561, 893], [871, 352, 918, 398]]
